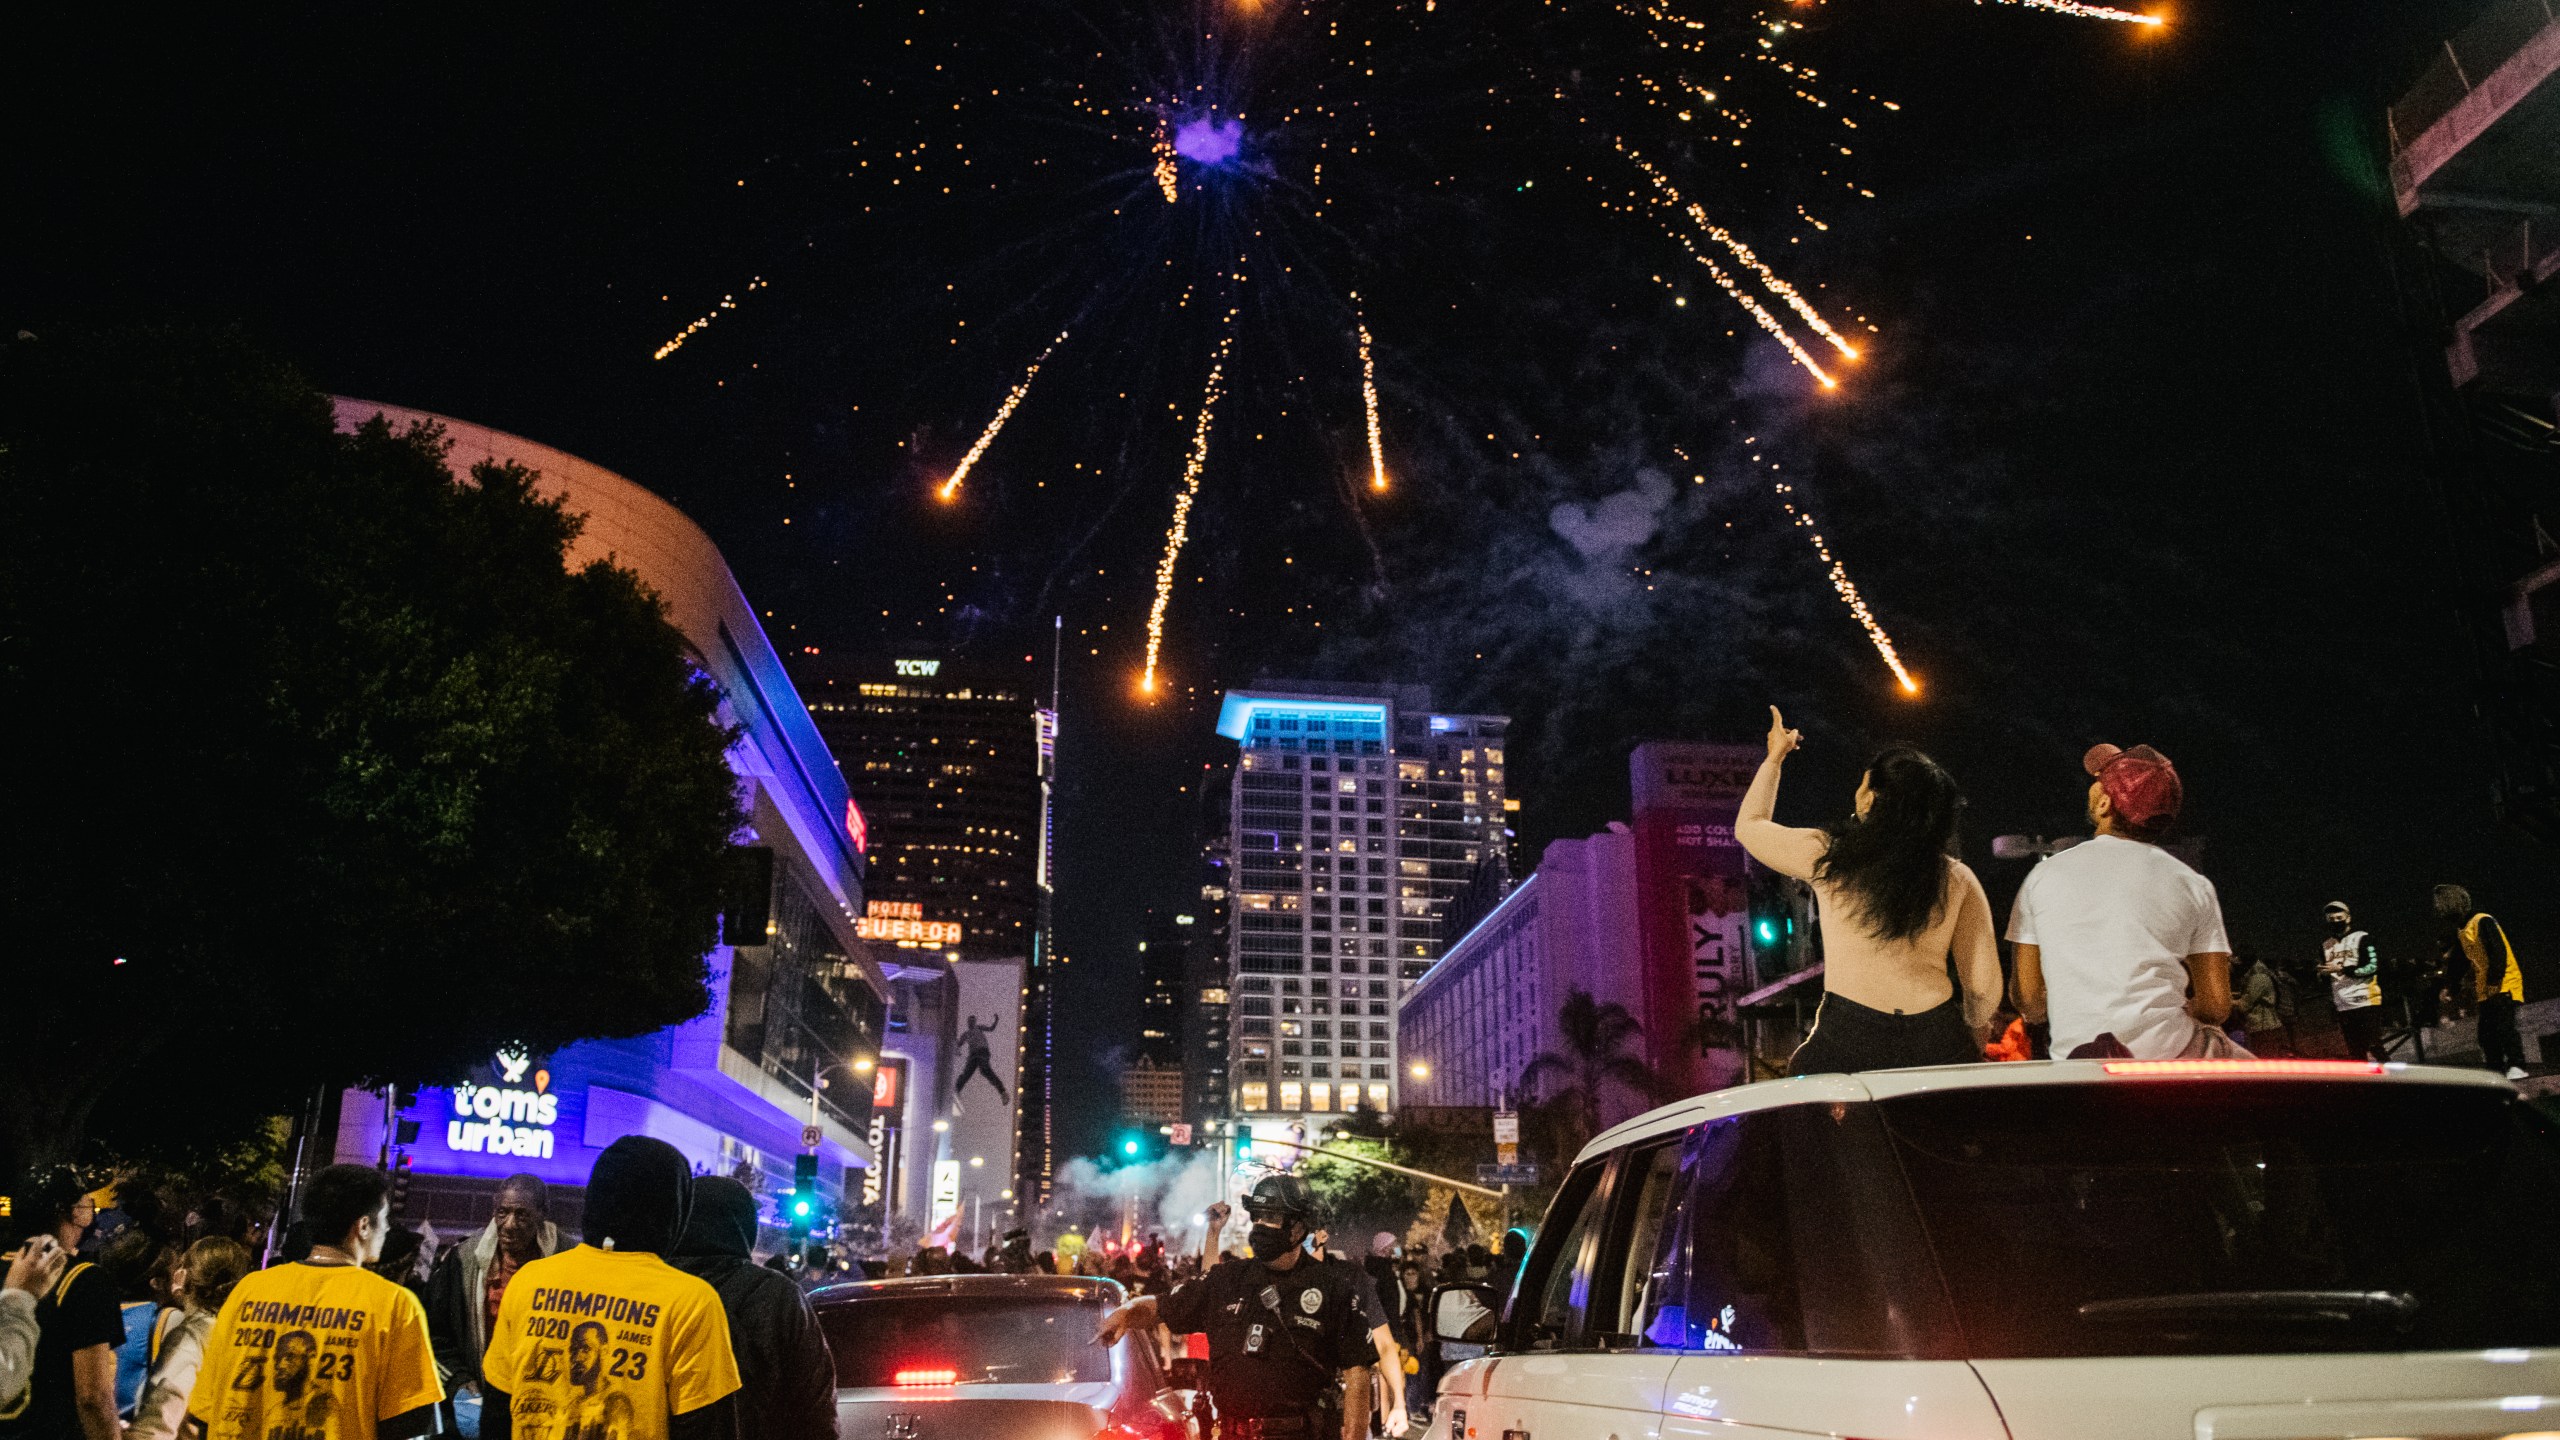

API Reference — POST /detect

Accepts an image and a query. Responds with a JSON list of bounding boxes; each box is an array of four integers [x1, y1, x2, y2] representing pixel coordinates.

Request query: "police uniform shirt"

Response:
[[1158, 1252, 1373, 1420]]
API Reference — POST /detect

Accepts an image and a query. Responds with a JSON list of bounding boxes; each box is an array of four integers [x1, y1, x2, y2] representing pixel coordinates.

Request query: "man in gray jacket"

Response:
[[423, 1174, 559, 1401]]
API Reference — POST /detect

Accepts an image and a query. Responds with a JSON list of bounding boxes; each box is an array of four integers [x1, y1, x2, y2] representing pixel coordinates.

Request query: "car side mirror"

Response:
[[1431, 1282, 1500, 1345]]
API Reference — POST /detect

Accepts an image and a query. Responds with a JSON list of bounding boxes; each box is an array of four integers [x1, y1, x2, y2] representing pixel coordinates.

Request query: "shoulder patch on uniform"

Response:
[[1299, 1288, 1324, 1314]]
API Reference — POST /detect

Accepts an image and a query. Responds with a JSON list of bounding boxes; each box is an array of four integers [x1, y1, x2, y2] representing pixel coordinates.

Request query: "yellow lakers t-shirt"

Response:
[[184, 1261, 443, 1440], [480, 1245, 740, 1438]]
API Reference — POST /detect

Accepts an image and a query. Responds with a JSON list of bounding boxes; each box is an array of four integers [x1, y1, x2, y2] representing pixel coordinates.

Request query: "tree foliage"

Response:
[[1519, 990, 1664, 1167], [0, 326, 743, 1200]]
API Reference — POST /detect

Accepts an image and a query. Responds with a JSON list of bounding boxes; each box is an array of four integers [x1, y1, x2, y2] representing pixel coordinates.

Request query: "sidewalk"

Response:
[[2391, 996, 2560, 1096]]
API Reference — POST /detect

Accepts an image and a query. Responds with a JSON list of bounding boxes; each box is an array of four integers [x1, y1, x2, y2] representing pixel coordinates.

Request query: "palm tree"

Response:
[[1518, 990, 1665, 1162]]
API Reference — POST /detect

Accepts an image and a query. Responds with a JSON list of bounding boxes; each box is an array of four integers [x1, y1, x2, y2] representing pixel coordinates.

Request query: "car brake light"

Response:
[[2102, 1059, 2385, 1077], [895, 1368, 959, 1387]]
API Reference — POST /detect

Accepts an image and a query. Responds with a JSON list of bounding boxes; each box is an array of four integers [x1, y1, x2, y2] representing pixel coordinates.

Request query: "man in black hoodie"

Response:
[[670, 1177, 839, 1440]]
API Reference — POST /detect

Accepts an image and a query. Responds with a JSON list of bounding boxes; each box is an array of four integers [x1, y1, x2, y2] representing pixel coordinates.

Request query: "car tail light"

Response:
[[894, 1368, 959, 1387], [2102, 1059, 2385, 1077]]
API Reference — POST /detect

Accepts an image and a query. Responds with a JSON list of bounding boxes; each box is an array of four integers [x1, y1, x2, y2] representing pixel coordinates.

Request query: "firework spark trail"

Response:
[[1790, 496, 1918, 693], [1685, 204, 1859, 359], [1617, 142, 1862, 362], [1153, 118, 1181, 202], [938, 331, 1069, 502], [1354, 301, 1387, 492], [652, 277, 768, 361], [1676, 440, 1917, 692], [1988, 0, 2163, 24], [1678, 239, 1837, 388], [1140, 311, 1240, 695]]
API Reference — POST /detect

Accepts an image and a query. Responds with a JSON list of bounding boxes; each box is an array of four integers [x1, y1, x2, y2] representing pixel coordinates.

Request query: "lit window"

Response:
[[1309, 1083, 1333, 1112], [1338, 778, 1359, 794], [1367, 1083, 1391, 1109], [1240, 1082, 1270, 1111], [1280, 1082, 1305, 1110]]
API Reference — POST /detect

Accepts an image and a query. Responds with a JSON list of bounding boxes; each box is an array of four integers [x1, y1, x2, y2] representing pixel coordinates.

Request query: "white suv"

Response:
[[1428, 1059, 2560, 1440]]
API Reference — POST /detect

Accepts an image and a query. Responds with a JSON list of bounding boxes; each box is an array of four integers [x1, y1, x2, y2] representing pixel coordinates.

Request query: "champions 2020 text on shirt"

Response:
[[479, 1246, 740, 1440], [184, 1263, 443, 1440]]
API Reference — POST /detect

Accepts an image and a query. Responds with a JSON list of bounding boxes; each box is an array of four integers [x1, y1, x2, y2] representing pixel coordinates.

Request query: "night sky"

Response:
[[12, 0, 2551, 1163]]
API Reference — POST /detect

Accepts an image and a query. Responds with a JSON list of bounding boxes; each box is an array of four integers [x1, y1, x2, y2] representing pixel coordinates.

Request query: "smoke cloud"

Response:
[[1043, 1147, 1233, 1250]]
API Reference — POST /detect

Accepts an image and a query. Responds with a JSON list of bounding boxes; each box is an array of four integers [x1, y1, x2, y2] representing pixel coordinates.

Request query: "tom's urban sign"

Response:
[[446, 1050, 561, 1158]]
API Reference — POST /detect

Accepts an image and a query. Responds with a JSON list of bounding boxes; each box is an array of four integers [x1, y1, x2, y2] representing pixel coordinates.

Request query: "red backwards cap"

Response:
[[2083, 743, 2182, 827]]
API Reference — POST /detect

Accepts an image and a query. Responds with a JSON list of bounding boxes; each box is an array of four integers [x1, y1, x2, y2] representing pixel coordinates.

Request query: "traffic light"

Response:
[[1744, 868, 1808, 980], [389, 1154, 413, 1220], [787, 1153, 820, 1236], [1235, 1129, 1256, 1164]]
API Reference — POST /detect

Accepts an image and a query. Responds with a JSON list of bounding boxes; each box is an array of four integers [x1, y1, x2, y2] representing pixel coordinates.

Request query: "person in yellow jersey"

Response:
[[479, 1138, 740, 1440], [181, 1164, 444, 1440], [2437, 883, 2531, 1079]]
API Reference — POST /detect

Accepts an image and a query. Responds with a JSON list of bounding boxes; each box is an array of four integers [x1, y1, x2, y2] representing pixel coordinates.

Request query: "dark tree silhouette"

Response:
[[0, 326, 744, 1200], [1517, 990, 1665, 1166]]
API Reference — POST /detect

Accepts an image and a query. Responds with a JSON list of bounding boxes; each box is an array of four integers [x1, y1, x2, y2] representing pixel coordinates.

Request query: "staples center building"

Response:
[[326, 400, 888, 1239]]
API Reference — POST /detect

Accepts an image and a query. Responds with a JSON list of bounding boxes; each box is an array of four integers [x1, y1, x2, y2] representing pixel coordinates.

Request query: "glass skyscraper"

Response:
[[1215, 683, 1510, 1122]]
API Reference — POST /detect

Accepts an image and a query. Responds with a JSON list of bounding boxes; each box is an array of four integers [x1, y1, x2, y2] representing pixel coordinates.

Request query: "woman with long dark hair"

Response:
[[1737, 706, 2001, 1073]]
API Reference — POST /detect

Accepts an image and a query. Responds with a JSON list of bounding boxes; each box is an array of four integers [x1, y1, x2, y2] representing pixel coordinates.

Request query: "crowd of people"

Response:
[[1741, 708, 2535, 1077], [0, 1138, 843, 1440], [0, 1138, 1511, 1440], [851, 1206, 1526, 1431]]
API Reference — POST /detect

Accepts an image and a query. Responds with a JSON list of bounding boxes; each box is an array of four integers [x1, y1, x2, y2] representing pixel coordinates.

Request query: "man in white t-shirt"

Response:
[[2008, 742, 2239, 1060]]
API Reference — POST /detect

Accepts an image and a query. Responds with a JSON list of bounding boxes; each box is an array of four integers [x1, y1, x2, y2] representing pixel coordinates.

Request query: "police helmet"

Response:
[[1244, 1174, 1318, 1225]]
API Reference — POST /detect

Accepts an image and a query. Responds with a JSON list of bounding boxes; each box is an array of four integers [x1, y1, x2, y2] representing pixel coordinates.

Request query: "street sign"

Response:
[[1475, 1164, 1540, 1185], [1496, 1142, 1519, 1167], [802, 1123, 823, 1150], [1491, 1114, 1520, 1146], [1170, 1123, 1194, 1146]]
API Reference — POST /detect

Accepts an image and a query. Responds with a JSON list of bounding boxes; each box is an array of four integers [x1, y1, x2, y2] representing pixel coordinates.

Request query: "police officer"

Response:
[[1097, 1177, 1373, 1440]]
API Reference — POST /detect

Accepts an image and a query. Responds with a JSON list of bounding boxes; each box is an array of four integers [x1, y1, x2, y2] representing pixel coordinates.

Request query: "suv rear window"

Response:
[[818, 1293, 1113, 1387], [1883, 1081, 2560, 1357]]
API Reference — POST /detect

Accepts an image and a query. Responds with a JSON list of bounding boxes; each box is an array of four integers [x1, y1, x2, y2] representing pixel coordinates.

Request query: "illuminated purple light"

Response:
[[1173, 116, 1244, 167]]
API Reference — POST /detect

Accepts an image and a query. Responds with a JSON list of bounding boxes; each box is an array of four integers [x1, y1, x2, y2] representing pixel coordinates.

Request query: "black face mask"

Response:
[[1247, 1222, 1295, 1262]]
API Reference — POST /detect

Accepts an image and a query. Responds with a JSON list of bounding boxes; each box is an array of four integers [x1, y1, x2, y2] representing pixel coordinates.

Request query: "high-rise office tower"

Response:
[[791, 649, 1059, 1213], [1213, 682, 1510, 1122], [1182, 797, 1234, 1131], [1136, 910, 1187, 1067]]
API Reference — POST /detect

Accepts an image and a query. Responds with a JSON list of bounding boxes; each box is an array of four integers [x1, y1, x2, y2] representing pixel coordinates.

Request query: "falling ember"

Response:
[[1616, 141, 1840, 387], [1693, 246, 1837, 388], [1686, 204, 1859, 359], [653, 277, 768, 361], [1140, 312, 1240, 695], [1355, 307, 1388, 491], [937, 331, 1068, 502], [1988, 0, 2163, 23], [1153, 119, 1180, 203], [1787, 497, 1917, 692], [1628, 142, 1853, 363]]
